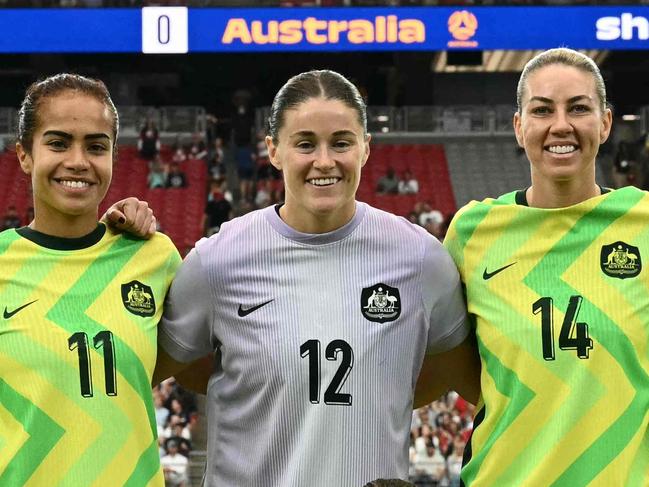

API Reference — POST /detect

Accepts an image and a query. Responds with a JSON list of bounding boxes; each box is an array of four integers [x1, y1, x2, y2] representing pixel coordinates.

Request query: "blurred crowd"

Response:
[[410, 392, 474, 487], [154, 378, 199, 487]]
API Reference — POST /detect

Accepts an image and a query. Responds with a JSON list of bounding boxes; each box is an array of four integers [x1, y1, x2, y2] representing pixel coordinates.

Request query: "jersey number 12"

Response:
[[300, 339, 353, 406]]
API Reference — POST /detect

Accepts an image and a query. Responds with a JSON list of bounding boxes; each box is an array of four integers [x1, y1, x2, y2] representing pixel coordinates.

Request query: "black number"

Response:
[[68, 332, 93, 397], [300, 339, 354, 406], [533, 295, 593, 360], [94, 331, 117, 396], [324, 340, 354, 405], [68, 331, 118, 397], [300, 339, 321, 404], [157, 15, 170, 44]]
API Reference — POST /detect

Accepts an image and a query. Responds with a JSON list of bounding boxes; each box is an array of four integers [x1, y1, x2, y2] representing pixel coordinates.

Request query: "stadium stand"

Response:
[[359, 143, 457, 218]]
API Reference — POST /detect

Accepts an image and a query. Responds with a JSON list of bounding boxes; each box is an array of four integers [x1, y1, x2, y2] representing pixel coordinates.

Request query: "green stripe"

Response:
[[0, 230, 21, 256], [46, 236, 156, 484], [0, 378, 65, 486], [461, 335, 535, 486], [124, 438, 163, 487]]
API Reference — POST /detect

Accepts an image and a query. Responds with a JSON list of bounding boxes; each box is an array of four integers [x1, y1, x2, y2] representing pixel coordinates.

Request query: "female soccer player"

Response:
[[444, 48, 648, 485], [154, 70, 480, 486], [0, 74, 180, 486]]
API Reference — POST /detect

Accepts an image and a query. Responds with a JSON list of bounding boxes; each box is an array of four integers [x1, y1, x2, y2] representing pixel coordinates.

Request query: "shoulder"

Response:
[[195, 207, 267, 253]]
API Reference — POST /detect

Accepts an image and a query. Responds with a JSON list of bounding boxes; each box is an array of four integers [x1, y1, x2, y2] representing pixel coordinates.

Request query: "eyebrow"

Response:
[[289, 129, 357, 138], [42, 130, 111, 141], [528, 95, 592, 105]]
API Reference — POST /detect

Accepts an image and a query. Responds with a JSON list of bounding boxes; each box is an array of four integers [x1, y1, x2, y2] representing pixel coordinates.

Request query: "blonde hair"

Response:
[[516, 48, 607, 113]]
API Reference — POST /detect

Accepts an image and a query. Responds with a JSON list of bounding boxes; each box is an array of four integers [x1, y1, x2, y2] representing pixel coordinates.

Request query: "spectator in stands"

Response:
[[1, 205, 21, 230], [412, 444, 447, 486], [138, 117, 160, 161], [255, 129, 274, 180], [444, 47, 645, 486], [446, 435, 465, 487], [166, 162, 187, 188], [398, 169, 419, 194], [376, 166, 400, 194], [154, 389, 170, 434], [207, 136, 225, 179], [203, 179, 232, 236], [172, 146, 188, 165], [417, 202, 443, 228], [153, 69, 479, 487], [148, 156, 168, 189], [231, 89, 256, 201], [188, 132, 208, 160], [160, 440, 188, 487]]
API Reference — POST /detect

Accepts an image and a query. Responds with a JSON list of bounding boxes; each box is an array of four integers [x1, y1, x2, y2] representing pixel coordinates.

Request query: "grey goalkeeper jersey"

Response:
[[159, 202, 468, 487]]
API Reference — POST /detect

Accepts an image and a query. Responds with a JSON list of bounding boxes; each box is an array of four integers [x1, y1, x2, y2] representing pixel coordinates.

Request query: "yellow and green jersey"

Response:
[[0, 224, 181, 487], [444, 186, 649, 487]]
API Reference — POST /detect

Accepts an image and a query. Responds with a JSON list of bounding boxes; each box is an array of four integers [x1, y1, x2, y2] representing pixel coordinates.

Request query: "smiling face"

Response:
[[16, 90, 114, 237], [267, 97, 370, 233], [514, 64, 612, 189]]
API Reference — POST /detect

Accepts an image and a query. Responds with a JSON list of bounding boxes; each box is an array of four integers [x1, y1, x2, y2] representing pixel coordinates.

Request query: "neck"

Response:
[[279, 201, 356, 234], [527, 179, 601, 209], [31, 211, 99, 238]]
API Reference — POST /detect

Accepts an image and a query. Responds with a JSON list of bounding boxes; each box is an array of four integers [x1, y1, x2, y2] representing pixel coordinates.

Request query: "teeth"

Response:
[[548, 145, 576, 154], [308, 178, 338, 186], [59, 180, 90, 188]]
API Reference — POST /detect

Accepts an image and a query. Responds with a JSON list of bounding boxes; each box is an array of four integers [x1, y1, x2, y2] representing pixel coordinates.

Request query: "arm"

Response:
[[155, 247, 218, 392], [413, 334, 481, 408], [416, 235, 480, 408], [153, 348, 213, 394]]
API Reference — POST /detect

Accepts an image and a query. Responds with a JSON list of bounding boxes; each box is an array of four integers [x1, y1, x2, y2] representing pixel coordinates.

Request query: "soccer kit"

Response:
[[0, 224, 181, 486], [159, 202, 469, 487], [444, 186, 649, 486]]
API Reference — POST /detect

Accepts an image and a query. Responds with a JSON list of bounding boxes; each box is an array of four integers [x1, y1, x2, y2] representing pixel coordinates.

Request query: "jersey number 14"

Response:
[[533, 295, 593, 361]]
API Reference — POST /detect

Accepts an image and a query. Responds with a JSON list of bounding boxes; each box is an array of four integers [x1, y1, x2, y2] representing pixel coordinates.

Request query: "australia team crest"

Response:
[[361, 283, 401, 323], [600, 241, 642, 279], [121, 280, 156, 317]]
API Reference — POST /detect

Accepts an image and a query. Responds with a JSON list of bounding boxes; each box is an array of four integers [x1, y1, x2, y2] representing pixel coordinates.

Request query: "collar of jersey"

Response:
[[16, 223, 106, 251], [265, 202, 366, 245], [515, 185, 611, 206]]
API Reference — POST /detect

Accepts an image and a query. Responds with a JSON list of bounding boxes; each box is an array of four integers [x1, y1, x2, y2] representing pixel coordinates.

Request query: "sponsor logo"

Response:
[[238, 299, 274, 317], [361, 283, 401, 323], [482, 262, 516, 281], [121, 280, 156, 317], [221, 16, 425, 46], [3, 299, 38, 319], [596, 13, 649, 41], [447, 10, 478, 48], [600, 241, 642, 279]]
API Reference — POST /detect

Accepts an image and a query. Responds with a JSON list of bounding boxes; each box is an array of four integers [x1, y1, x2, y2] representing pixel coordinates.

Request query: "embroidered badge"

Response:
[[361, 283, 401, 323], [121, 280, 156, 317], [600, 241, 642, 279]]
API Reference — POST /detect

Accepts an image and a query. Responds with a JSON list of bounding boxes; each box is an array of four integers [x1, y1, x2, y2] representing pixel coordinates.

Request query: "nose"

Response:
[[550, 108, 573, 135], [312, 145, 335, 171], [64, 144, 90, 171]]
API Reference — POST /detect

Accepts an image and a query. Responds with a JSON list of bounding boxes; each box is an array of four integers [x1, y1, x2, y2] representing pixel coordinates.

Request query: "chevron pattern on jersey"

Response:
[[446, 186, 649, 487], [0, 228, 179, 486]]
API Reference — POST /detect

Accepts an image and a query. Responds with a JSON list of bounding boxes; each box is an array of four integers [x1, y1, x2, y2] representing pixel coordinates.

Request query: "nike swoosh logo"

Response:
[[483, 262, 517, 280], [3, 300, 38, 319], [238, 299, 274, 317]]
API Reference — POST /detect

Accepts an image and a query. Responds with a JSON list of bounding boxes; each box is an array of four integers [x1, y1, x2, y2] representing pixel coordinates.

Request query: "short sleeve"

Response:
[[158, 248, 217, 363], [421, 237, 469, 354]]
